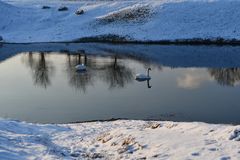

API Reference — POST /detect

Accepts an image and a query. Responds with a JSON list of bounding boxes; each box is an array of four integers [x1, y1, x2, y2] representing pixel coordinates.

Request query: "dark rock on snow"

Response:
[[58, 6, 68, 11], [75, 9, 84, 15], [42, 6, 51, 9]]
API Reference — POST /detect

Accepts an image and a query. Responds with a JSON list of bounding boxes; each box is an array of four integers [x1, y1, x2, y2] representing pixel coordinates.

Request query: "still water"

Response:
[[1, 43, 240, 124]]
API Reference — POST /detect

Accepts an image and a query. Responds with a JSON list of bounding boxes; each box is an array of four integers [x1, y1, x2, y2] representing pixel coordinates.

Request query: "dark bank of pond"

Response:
[[1, 43, 240, 124]]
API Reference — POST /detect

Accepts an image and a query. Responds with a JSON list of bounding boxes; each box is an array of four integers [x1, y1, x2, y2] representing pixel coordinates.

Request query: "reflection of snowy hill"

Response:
[[2, 43, 240, 68]]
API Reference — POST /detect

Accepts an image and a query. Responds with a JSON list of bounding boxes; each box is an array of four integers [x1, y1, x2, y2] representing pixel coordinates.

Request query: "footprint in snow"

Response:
[[204, 139, 217, 145], [208, 148, 218, 151], [191, 152, 200, 156], [220, 156, 231, 160], [152, 153, 170, 158]]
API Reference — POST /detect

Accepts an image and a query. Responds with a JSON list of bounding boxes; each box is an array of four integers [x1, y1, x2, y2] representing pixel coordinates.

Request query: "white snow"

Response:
[[0, 119, 240, 159], [1, 0, 240, 43]]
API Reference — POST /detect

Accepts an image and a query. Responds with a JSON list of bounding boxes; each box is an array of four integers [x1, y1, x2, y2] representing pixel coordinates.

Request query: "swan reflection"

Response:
[[135, 68, 152, 89], [66, 54, 93, 92], [65, 54, 134, 91], [21, 51, 240, 91]]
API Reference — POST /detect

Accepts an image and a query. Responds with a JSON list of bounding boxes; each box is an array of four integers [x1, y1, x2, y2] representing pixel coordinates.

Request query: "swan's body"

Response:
[[75, 64, 86, 71], [135, 68, 151, 81], [135, 74, 151, 81]]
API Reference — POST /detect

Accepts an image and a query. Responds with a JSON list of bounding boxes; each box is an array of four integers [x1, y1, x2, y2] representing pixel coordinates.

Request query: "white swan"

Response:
[[75, 64, 86, 71], [135, 68, 151, 81]]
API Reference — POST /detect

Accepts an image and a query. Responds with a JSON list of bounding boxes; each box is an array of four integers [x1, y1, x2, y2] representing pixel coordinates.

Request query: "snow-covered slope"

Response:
[[0, 119, 240, 159], [0, 0, 240, 43]]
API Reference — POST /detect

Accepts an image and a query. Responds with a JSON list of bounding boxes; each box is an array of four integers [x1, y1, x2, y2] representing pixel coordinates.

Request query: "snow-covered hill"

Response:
[[0, 119, 240, 160], [0, 0, 240, 43]]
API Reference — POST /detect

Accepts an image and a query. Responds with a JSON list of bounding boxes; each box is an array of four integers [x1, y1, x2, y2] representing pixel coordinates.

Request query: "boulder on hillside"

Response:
[[58, 6, 68, 11], [75, 9, 84, 15], [42, 6, 51, 9]]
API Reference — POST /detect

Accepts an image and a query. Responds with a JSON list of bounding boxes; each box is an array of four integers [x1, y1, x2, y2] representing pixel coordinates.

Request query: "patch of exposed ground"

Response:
[[97, 5, 154, 24], [75, 34, 133, 43]]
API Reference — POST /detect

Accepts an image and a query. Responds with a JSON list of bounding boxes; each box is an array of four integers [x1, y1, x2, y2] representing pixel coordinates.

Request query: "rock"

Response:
[[75, 9, 84, 15], [0, 36, 3, 41], [42, 6, 51, 9], [58, 6, 68, 11], [229, 128, 240, 141], [70, 153, 80, 157]]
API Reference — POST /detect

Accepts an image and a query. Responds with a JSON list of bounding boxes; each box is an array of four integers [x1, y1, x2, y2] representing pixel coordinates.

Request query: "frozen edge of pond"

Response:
[[0, 118, 240, 159]]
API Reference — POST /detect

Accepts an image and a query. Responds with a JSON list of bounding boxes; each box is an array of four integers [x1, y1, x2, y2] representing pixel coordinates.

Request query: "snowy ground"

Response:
[[1, 0, 240, 43], [0, 119, 239, 159]]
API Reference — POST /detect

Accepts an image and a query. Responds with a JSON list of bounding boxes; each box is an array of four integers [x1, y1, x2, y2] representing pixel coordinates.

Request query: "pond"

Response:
[[1, 43, 240, 124]]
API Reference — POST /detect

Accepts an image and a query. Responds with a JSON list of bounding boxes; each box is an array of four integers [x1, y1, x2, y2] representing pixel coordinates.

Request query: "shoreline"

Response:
[[2, 38, 240, 46]]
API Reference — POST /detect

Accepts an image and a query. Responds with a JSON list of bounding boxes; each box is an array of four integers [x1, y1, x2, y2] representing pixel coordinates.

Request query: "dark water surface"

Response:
[[1, 43, 240, 124]]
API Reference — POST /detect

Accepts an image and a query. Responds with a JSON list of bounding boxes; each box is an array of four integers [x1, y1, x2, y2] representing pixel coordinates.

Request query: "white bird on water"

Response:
[[75, 64, 86, 72], [135, 68, 151, 81]]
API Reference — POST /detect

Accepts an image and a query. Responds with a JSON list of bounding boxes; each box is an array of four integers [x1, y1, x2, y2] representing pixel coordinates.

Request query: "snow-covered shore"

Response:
[[0, 119, 240, 159], [1, 0, 240, 43]]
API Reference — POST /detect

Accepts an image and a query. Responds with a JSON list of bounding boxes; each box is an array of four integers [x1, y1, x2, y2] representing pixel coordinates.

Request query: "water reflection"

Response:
[[20, 49, 165, 90], [208, 68, 240, 86], [147, 80, 152, 88], [101, 56, 134, 89], [64, 53, 134, 91], [177, 69, 211, 89], [21, 51, 240, 90], [66, 53, 94, 92], [22, 52, 55, 88], [2, 49, 240, 124]]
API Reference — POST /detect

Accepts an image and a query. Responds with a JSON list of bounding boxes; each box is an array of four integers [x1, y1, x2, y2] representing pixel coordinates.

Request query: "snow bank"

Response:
[[0, 119, 240, 159], [1, 0, 240, 43]]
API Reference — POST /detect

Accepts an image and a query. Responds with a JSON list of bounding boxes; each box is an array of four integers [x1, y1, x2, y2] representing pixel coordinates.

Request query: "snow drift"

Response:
[[0, 0, 240, 43]]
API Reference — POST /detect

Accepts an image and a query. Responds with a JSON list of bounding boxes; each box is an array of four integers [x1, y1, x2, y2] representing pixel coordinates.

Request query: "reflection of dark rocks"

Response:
[[58, 6, 68, 11], [208, 68, 240, 86]]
